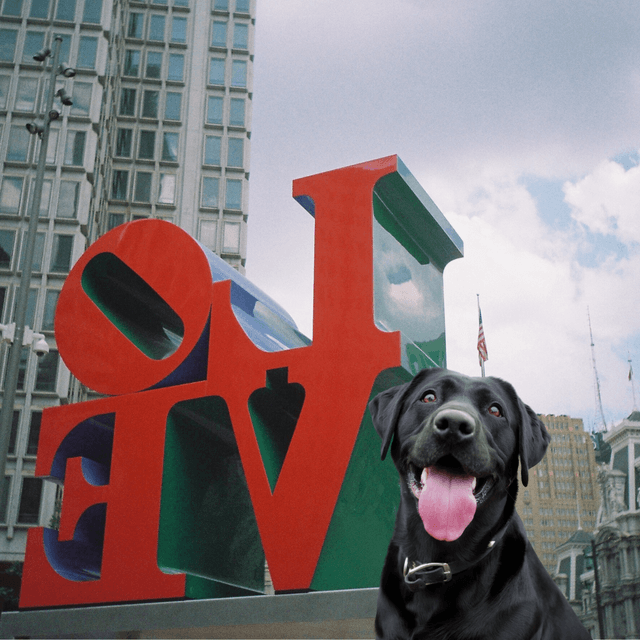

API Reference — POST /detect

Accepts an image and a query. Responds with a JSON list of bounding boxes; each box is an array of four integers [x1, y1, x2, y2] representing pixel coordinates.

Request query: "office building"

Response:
[[0, 0, 255, 564], [515, 414, 600, 575]]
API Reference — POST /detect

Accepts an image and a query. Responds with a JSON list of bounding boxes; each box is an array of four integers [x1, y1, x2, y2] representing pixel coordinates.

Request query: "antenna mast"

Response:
[[588, 307, 607, 431]]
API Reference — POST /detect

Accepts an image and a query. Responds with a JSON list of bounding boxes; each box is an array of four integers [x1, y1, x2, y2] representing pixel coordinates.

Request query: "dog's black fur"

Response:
[[369, 368, 591, 640]]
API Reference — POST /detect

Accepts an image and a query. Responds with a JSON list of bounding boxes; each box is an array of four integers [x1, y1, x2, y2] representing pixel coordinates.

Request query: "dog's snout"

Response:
[[433, 409, 476, 442]]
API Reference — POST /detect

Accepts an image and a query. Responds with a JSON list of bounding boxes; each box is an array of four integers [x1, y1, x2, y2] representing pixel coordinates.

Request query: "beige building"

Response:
[[0, 0, 255, 564], [516, 414, 600, 575]]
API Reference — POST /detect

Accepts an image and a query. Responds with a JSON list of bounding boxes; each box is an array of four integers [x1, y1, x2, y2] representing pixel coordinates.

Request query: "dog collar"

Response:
[[403, 521, 509, 591]]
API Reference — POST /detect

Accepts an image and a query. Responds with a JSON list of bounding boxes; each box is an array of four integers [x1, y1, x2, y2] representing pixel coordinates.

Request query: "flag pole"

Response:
[[629, 353, 637, 411], [477, 294, 487, 377]]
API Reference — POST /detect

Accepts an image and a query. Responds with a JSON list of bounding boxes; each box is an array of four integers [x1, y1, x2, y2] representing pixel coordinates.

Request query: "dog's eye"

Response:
[[422, 391, 437, 403], [488, 404, 502, 417]]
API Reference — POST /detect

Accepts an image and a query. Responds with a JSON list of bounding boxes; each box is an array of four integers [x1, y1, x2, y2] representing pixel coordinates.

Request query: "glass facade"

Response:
[[0, 0, 254, 564]]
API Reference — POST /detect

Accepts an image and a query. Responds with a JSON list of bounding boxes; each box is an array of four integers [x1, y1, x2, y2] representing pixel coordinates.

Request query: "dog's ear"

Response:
[[368, 384, 408, 460], [518, 401, 550, 486]]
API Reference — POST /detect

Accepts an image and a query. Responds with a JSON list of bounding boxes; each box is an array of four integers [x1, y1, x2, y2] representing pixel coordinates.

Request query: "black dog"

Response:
[[369, 368, 591, 640]]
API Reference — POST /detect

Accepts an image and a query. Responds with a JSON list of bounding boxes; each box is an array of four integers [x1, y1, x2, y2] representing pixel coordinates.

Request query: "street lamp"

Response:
[[0, 35, 74, 497]]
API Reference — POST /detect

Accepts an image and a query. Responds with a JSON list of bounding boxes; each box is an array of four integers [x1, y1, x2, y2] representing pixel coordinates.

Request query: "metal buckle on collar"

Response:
[[403, 557, 452, 590]]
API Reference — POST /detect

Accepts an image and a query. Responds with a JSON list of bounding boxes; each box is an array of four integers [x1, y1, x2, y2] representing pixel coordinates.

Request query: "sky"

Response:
[[243, 0, 640, 432]]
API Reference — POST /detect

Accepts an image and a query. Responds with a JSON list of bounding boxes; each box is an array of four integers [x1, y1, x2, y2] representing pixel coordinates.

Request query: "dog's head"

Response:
[[369, 368, 549, 541]]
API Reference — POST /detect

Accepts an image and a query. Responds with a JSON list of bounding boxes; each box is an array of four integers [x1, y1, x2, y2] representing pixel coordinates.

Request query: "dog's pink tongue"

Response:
[[418, 467, 477, 541]]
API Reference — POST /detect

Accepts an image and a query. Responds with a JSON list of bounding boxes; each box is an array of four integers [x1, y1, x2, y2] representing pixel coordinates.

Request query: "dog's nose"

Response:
[[433, 409, 476, 442]]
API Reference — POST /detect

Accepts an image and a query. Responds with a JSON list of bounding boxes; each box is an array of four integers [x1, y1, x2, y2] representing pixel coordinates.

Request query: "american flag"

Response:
[[477, 306, 488, 366]]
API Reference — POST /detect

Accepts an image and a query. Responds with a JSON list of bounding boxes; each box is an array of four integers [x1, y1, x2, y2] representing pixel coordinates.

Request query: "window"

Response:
[[15, 78, 38, 112], [22, 31, 45, 62], [8, 411, 19, 456], [18, 477, 43, 525], [7, 126, 30, 162], [128, 12, 144, 38], [39, 128, 58, 164], [108, 213, 125, 230], [28, 178, 52, 217], [77, 36, 98, 69], [145, 51, 162, 78], [64, 130, 86, 166], [112, 170, 129, 200], [0, 287, 5, 321], [227, 137, 243, 167], [229, 97, 245, 126], [55, 0, 76, 21], [171, 17, 187, 43], [201, 177, 219, 208], [57, 180, 80, 217], [2, 0, 22, 16], [0, 230, 16, 268], [149, 14, 165, 41], [22, 288, 37, 327], [174, 0, 188, 6], [233, 23, 248, 49], [115, 128, 133, 157], [119, 87, 136, 115], [204, 135, 221, 165], [167, 53, 184, 81], [16, 349, 28, 390], [223, 221, 240, 253], [134, 172, 152, 202], [209, 58, 225, 85], [161, 132, 178, 161], [142, 90, 159, 118], [0, 75, 10, 109], [225, 178, 242, 209], [0, 477, 10, 524], [213, 0, 228, 9], [27, 412, 42, 456], [42, 290, 59, 331], [19, 232, 45, 271], [164, 91, 181, 120], [0, 177, 23, 215], [236, 0, 249, 11], [70, 82, 92, 116], [50, 234, 73, 272], [124, 49, 140, 77], [0, 29, 17, 62], [29, 0, 49, 18], [138, 130, 155, 159], [158, 174, 175, 204], [206, 95, 223, 124], [199, 220, 217, 250], [56, 34, 72, 67], [211, 21, 227, 47], [82, 0, 101, 22], [231, 60, 247, 87]]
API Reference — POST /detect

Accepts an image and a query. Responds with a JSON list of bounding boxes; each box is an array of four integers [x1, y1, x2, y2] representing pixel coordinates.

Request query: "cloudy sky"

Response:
[[243, 0, 640, 431]]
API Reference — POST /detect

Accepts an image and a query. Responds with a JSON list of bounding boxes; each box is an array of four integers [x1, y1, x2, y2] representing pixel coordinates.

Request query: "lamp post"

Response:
[[0, 36, 74, 499]]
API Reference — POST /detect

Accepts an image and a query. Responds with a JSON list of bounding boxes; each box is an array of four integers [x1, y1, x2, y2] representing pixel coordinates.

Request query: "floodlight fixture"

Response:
[[26, 120, 45, 135], [48, 109, 60, 122], [56, 88, 73, 106], [58, 63, 76, 78], [33, 47, 51, 62]]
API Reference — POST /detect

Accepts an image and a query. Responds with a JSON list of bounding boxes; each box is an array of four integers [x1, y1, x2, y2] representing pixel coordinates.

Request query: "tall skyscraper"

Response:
[[0, 0, 255, 564], [515, 414, 600, 575]]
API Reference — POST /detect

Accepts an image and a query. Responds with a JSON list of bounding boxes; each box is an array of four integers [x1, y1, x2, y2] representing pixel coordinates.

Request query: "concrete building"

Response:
[[0, 0, 255, 567], [515, 414, 600, 575]]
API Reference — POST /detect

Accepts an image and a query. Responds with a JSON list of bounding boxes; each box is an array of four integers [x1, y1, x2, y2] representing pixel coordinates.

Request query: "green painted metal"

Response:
[[81, 252, 184, 360], [157, 396, 265, 594]]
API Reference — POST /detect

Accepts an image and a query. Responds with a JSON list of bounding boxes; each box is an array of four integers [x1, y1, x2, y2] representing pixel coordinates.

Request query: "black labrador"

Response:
[[369, 368, 591, 640]]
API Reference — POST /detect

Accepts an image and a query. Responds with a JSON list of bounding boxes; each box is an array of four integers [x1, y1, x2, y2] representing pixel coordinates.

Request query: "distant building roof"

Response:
[[627, 410, 640, 422]]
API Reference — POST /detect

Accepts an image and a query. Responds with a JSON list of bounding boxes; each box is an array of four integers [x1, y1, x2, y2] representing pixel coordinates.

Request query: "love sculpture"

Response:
[[19, 155, 463, 607]]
